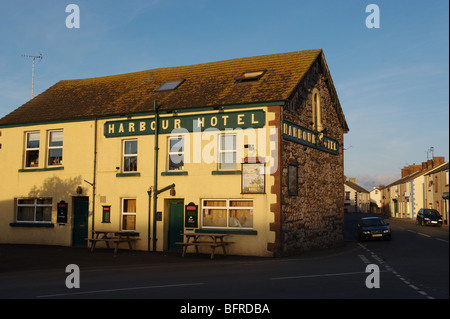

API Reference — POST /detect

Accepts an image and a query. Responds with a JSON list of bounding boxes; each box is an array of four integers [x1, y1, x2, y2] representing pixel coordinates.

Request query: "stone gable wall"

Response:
[[280, 57, 345, 255]]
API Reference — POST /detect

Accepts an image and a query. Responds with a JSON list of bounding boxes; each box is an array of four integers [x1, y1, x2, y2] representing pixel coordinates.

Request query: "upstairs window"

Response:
[[123, 139, 138, 172], [25, 132, 40, 168], [48, 130, 63, 166], [218, 134, 237, 170], [168, 136, 185, 171]]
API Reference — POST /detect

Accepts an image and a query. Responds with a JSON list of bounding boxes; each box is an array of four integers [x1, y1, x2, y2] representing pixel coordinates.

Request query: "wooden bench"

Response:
[[177, 233, 233, 259], [88, 230, 140, 254]]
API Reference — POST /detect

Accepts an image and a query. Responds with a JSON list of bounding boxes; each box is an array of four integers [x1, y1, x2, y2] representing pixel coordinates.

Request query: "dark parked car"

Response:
[[357, 217, 392, 241], [416, 209, 443, 226]]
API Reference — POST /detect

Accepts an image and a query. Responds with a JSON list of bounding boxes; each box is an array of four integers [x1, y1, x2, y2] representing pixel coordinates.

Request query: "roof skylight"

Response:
[[156, 79, 185, 91], [236, 70, 266, 82]]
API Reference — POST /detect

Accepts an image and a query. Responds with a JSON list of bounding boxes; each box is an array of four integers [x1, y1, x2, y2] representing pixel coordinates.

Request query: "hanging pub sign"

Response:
[[242, 162, 265, 194], [281, 120, 339, 155], [57, 200, 68, 224], [185, 202, 198, 228], [104, 110, 265, 138]]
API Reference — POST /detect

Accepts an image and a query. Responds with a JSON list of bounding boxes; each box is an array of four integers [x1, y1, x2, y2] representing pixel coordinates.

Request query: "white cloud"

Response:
[[350, 173, 400, 191]]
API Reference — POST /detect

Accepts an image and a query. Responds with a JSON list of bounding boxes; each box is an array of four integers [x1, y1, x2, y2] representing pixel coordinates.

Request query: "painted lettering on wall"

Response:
[[104, 110, 265, 138], [282, 120, 339, 155]]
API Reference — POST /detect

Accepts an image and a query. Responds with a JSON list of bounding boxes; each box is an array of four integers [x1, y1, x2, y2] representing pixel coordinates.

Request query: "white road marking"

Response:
[[36, 282, 204, 298]]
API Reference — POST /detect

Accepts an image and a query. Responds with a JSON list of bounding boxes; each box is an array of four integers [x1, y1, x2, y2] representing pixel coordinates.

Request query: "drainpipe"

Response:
[[152, 101, 159, 251], [91, 118, 98, 237], [150, 101, 176, 252], [147, 188, 152, 251]]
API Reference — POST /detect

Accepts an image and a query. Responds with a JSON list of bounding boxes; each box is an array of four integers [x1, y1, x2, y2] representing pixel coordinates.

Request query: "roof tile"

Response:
[[0, 49, 340, 126]]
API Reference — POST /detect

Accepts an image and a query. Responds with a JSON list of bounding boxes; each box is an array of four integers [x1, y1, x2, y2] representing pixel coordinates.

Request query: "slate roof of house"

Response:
[[424, 162, 449, 176], [385, 162, 448, 188], [345, 180, 370, 193], [0, 49, 348, 131]]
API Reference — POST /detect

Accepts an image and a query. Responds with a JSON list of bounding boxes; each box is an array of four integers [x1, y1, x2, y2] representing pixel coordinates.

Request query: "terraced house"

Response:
[[0, 49, 348, 257]]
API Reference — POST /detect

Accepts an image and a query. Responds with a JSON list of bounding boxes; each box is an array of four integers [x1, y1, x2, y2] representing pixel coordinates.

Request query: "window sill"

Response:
[[116, 172, 141, 177], [161, 171, 188, 176], [211, 170, 241, 175], [10, 222, 54, 228], [195, 228, 257, 235], [18, 167, 64, 173]]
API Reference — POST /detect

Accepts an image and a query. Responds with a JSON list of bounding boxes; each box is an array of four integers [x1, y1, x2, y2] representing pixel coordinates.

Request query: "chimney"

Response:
[[433, 156, 445, 167], [349, 178, 356, 183], [401, 164, 422, 177], [401, 167, 410, 178], [379, 185, 385, 190]]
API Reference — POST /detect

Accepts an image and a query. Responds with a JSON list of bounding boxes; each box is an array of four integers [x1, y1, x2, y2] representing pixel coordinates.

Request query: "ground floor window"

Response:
[[122, 198, 136, 231], [16, 198, 52, 222], [202, 199, 253, 229]]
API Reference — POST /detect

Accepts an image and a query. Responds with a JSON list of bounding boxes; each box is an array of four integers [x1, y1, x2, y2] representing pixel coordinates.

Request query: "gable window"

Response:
[[17, 198, 52, 223], [48, 130, 63, 166], [312, 89, 322, 132], [123, 139, 138, 172], [168, 136, 184, 171], [122, 198, 136, 231], [219, 134, 237, 170], [288, 159, 298, 196], [25, 132, 40, 168]]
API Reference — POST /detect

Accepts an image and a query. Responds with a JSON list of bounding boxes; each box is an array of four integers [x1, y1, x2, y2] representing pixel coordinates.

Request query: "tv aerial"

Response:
[[22, 53, 43, 98]]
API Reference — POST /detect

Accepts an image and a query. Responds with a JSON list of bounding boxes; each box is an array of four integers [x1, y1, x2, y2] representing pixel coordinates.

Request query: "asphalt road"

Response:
[[1, 213, 448, 308]]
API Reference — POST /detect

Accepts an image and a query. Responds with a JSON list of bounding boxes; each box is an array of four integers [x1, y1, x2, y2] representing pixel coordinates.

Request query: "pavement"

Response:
[[2, 213, 445, 274]]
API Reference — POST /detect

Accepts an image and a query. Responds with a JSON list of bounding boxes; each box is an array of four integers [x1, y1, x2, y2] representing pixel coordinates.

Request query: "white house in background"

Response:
[[370, 187, 382, 213], [344, 178, 370, 213]]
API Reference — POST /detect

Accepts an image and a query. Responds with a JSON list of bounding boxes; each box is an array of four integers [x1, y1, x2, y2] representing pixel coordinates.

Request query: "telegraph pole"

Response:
[[22, 53, 43, 98]]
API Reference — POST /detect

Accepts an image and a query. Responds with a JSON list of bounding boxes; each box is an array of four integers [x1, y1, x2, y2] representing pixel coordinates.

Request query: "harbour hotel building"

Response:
[[0, 49, 349, 257]]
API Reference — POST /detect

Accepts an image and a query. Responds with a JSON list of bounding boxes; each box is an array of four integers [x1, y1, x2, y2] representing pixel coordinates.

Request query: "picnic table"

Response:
[[88, 230, 140, 254], [177, 233, 232, 259]]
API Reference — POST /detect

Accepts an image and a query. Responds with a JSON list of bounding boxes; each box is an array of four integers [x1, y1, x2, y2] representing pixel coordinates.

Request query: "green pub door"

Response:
[[72, 197, 89, 247], [168, 199, 184, 251]]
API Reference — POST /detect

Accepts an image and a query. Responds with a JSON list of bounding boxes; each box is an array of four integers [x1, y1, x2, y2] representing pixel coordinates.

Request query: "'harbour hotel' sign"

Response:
[[104, 110, 266, 137], [282, 120, 339, 155]]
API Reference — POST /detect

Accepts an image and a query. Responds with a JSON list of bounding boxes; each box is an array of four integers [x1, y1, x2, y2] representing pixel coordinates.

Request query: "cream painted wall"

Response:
[[0, 121, 96, 245], [94, 107, 278, 256], [0, 107, 279, 257]]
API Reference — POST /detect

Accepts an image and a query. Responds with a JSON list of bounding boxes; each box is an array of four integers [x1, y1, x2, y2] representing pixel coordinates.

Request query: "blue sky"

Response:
[[0, 0, 448, 190]]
